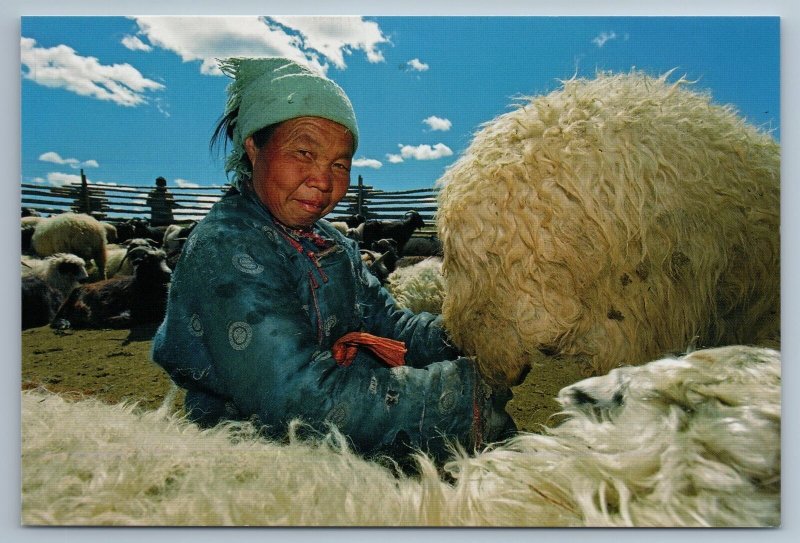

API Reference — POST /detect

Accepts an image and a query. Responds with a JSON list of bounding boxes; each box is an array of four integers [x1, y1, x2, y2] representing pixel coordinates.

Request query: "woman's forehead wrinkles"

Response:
[[280, 122, 353, 159]]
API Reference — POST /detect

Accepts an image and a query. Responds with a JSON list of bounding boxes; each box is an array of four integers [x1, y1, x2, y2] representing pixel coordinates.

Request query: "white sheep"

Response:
[[436, 71, 780, 384], [21, 252, 88, 299], [386, 256, 445, 314], [21, 344, 779, 527], [101, 221, 118, 243], [103, 244, 132, 278], [31, 212, 109, 280]]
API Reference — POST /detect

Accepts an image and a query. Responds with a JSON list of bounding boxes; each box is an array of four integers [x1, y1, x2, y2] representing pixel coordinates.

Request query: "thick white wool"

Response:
[[20, 252, 88, 298], [386, 257, 445, 314], [436, 71, 780, 384], [31, 212, 109, 279], [21, 345, 779, 527], [104, 245, 134, 277]]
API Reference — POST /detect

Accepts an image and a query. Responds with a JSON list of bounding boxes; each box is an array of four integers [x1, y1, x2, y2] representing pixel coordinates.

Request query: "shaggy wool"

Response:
[[31, 212, 109, 280], [21, 345, 779, 527], [386, 257, 446, 314], [436, 71, 780, 384]]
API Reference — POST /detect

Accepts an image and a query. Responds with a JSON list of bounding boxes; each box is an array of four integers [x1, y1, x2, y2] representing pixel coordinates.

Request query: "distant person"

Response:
[[146, 176, 178, 226]]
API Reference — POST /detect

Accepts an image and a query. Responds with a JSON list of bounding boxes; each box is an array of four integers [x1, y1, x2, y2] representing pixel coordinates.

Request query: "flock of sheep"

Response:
[[21, 212, 186, 331], [20, 71, 781, 527], [20, 206, 439, 332]]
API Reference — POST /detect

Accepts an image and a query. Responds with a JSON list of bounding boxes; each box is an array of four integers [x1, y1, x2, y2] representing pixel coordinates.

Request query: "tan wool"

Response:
[[436, 71, 780, 383]]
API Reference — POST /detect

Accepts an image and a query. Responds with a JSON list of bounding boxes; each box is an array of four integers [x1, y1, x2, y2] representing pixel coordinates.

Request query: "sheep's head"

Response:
[[127, 247, 172, 284], [557, 345, 781, 420], [51, 253, 89, 284], [404, 210, 425, 229]]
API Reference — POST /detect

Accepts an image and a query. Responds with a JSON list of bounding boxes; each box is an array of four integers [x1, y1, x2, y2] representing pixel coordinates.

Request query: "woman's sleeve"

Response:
[[169, 224, 478, 460], [354, 256, 460, 367]]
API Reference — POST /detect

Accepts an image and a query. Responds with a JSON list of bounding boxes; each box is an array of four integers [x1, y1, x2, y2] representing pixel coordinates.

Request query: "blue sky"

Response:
[[20, 16, 779, 195]]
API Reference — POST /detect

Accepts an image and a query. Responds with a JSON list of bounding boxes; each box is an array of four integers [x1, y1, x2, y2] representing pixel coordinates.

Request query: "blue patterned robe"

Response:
[[152, 187, 513, 459]]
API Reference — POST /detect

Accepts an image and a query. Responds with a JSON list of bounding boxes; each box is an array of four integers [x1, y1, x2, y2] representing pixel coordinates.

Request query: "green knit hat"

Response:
[[218, 57, 359, 187]]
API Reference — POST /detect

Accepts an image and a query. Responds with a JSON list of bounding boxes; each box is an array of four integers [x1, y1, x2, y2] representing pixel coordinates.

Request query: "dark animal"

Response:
[[360, 239, 399, 285], [21, 276, 63, 330], [401, 235, 443, 257], [341, 214, 366, 228], [51, 247, 172, 330], [21, 226, 35, 253], [360, 211, 426, 254], [112, 218, 167, 245]]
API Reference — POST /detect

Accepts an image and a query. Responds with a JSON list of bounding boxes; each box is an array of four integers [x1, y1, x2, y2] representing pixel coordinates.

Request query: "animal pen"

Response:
[[20, 170, 440, 234]]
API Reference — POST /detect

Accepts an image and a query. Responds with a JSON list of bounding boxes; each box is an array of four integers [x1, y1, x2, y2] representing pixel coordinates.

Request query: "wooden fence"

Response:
[[21, 172, 441, 234]]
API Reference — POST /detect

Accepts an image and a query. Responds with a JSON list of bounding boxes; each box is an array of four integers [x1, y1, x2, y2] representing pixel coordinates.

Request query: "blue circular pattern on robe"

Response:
[[232, 253, 265, 274], [228, 321, 253, 350], [188, 313, 204, 337]]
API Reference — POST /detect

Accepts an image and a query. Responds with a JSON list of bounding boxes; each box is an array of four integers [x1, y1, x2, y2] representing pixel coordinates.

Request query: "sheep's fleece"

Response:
[[21, 345, 779, 527], [386, 256, 445, 314], [436, 71, 780, 384]]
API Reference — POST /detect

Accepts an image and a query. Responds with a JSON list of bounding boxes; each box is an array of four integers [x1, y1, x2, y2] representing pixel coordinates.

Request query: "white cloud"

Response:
[[406, 58, 429, 72], [386, 154, 404, 164], [21, 37, 165, 107], [121, 35, 152, 52], [174, 179, 199, 188], [352, 157, 382, 169], [397, 143, 453, 161], [592, 31, 617, 48], [31, 172, 82, 187], [131, 16, 388, 76], [422, 116, 451, 131], [38, 151, 99, 169], [270, 16, 389, 69]]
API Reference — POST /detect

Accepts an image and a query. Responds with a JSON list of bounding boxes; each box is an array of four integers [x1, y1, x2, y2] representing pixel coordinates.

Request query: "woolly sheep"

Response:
[[31, 212, 109, 280], [21, 252, 88, 299], [102, 239, 160, 278], [21, 344, 779, 527], [436, 71, 780, 385], [386, 256, 445, 314], [162, 222, 197, 253], [101, 221, 118, 243], [51, 246, 172, 329]]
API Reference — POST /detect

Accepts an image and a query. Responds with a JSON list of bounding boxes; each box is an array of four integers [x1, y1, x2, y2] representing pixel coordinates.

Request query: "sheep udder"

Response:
[[436, 71, 780, 385]]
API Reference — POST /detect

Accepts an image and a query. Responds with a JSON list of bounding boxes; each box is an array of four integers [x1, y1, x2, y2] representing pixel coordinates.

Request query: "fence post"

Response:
[[357, 174, 364, 216]]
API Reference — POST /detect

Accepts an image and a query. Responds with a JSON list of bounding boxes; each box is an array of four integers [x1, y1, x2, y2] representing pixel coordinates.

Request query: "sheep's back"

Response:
[[437, 71, 780, 384], [31, 213, 107, 261]]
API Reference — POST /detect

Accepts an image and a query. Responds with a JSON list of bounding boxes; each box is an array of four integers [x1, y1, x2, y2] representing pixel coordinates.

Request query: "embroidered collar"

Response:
[[271, 219, 334, 251]]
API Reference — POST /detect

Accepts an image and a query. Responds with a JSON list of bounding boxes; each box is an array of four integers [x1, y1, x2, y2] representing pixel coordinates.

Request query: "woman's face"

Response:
[[244, 116, 353, 228]]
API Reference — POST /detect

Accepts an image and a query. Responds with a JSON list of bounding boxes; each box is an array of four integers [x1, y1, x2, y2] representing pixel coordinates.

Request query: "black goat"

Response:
[[360, 211, 426, 255]]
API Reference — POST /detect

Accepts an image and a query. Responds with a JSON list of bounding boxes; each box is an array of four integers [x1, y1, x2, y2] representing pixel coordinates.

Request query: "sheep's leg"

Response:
[[50, 288, 83, 330], [94, 247, 107, 280], [105, 310, 132, 329]]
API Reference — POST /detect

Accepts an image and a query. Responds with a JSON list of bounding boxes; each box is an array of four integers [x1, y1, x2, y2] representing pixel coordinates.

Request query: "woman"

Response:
[[151, 57, 515, 461]]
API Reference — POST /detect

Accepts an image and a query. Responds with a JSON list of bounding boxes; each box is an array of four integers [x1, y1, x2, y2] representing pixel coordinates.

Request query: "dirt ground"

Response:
[[21, 324, 588, 433]]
